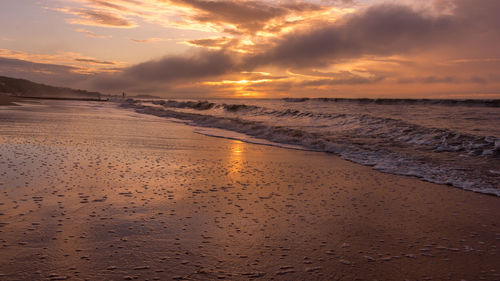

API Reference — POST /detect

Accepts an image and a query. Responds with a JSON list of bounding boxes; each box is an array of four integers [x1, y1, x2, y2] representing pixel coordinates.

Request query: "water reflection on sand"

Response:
[[0, 101, 499, 280]]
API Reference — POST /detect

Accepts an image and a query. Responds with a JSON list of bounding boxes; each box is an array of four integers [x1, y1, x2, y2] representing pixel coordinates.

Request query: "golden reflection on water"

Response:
[[229, 140, 245, 176]]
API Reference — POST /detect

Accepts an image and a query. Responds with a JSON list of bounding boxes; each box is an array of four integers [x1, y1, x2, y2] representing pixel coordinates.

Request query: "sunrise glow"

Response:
[[0, 0, 499, 98]]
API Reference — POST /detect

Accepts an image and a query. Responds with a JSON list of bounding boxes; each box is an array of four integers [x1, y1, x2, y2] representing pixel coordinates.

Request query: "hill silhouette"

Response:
[[0, 76, 103, 100]]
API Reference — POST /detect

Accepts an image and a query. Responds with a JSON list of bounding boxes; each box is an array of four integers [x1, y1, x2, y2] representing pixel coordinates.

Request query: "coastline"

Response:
[[0, 94, 107, 105], [0, 101, 499, 280]]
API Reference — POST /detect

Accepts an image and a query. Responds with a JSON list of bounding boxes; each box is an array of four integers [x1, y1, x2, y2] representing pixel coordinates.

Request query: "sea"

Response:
[[123, 98, 500, 196]]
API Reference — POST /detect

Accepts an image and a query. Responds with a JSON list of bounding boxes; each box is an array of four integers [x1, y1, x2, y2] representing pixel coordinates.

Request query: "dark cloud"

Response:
[[242, 0, 500, 70], [90, 0, 500, 95], [93, 50, 237, 91], [397, 76, 457, 84], [300, 75, 386, 86], [453, 0, 500, 26], [75, 58, 115, 65], [0, 57, 89, 86], [170, 0, 320, 33], [186, 37, 240, 48], [397, 74, 500, 84], [75, 9, 135, 27], [445, 0, 500, 56], [87, 0, 130, 12], [126, 50, 234, 81], [248, 4, 456, 68]]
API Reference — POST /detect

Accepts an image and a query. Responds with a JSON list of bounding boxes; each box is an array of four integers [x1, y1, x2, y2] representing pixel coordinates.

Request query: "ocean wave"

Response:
[[122, 99, 500, 196], [151, 99, 262, 112], [152, 99, 498, 157], [151, 100, 215, 110], [284, 98, 500, 107]]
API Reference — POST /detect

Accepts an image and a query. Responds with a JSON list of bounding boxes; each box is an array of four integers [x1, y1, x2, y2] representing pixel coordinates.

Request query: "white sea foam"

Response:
[[193, 127, 308, 151]]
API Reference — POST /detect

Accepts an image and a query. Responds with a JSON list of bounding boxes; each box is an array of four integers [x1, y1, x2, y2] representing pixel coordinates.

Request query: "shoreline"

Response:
[[193, 127, 500, 198], [0, 93, 108, 105], [127, 100, 500, 197], [2, 98, 498, 197], [0, 101, 499, 280], [15, 96, 108, 102], [0, 94, 21, 106]]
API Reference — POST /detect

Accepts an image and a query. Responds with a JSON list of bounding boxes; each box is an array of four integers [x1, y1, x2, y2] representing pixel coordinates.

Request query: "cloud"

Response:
[[247, 4, 456, 68], [54, 0, 338, 36], [125, 50, 234, 81], [130, 38, 168, 43], [167, 0, 322, 33], [36, 0, 497, 98], [397, 76, 456, 84], [89, 1, 500, 96], [300, 75, 386, 86], [397, 74, 500, 84], [74, 28, 111, 38], [185, 37, 241, 50], [60, 7, 137, 28], [75, 58, 116, 65], [86, 0, 131, 12], [184, 36, 272, 54], [73, 9, 135, 27], [0, 57, 89, 86], [92, 50, 237, 90], [0, 48, 125, 75]]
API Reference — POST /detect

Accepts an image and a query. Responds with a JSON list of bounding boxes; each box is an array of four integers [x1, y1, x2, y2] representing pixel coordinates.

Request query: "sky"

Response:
[[0, 0, 499, 98]]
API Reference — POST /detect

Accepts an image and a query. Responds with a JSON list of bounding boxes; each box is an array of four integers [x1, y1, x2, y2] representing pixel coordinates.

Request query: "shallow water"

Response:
[[126, 98, 500, 195], [1, 101, 499, 280]]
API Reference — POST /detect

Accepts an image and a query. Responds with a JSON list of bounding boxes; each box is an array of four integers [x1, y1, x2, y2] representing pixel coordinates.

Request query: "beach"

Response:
[[0, 94, 21, 106], [0, 101, 499, 280]]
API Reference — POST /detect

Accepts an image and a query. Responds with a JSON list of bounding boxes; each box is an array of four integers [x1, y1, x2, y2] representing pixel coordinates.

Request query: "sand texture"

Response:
[[0, 94, 21, 106], [0, 101, 499, 280]]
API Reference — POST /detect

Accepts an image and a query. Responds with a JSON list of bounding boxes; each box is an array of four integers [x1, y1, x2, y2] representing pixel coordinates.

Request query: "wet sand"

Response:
[[0, 101, 499, 280], [0, 94, 21, 106]]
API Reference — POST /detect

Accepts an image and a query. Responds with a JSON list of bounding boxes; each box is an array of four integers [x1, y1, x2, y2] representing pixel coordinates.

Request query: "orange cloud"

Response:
[[8, 0, 500, 99], [55, 0, 349, 39], [167, 0, 322, 34], [75, 58, 116, 65], [67, 9, 136, 27], [0, 48, 124, 74], [130, 38, 168, 43], [74, 28, 111, 38]]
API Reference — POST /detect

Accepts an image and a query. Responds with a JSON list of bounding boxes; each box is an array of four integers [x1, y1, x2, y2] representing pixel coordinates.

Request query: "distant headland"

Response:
[[0, 76, 106, 102]]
